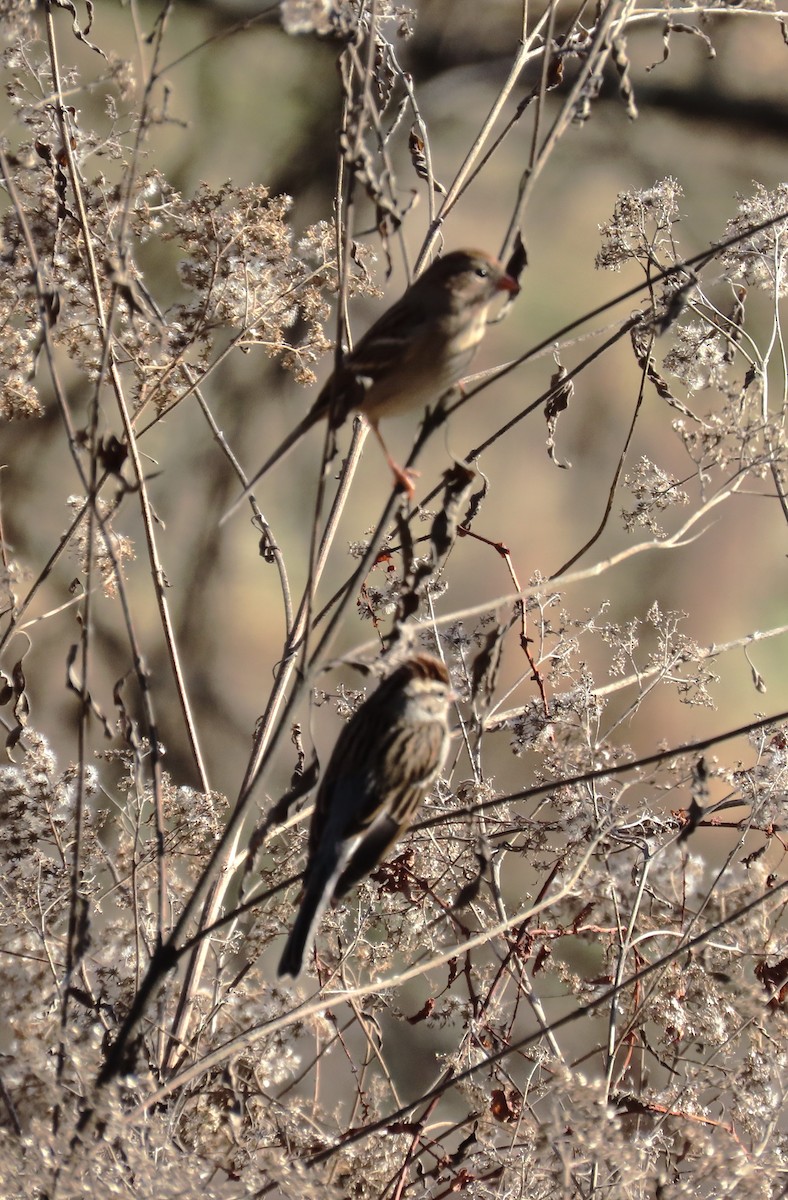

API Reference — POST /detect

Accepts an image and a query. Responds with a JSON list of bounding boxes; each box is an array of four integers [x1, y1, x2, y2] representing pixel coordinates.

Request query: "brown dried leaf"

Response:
[[470, 621, 511, 708], [407, 126, 446, 194], [611, 37, 638, 120], [51, 0, 107, 58], [490, 1087, 522, 1123], [66, 643, 113, 739], [505, 233, 527, 288], [631, 324, 695, 416], [545, 353, 573, 469], [406, 997, 435, 1025], [647, 19, 715, 72]]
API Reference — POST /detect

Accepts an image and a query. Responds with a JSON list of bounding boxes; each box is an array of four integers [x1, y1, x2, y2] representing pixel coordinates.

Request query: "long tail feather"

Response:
[[277, 849, 345, 979], [219, 410, 318, 525]]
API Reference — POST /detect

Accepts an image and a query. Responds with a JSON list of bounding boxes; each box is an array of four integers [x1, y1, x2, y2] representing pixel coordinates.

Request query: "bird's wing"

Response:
[[309, 289, 434, 425], [344, 291, 432, 376], [319, 717, 447, 899], [331, 809, 402, 900]]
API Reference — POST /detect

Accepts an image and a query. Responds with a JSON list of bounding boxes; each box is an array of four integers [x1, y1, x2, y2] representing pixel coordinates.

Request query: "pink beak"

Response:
[[497, 272, 520, 295]]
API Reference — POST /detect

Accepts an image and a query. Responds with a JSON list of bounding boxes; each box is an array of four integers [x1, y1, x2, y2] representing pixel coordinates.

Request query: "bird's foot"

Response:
[[391, 462, 420, 499]]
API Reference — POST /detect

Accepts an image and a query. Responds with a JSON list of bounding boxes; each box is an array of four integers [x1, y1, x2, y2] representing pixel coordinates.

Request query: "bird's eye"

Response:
[[474, 265, 489, 279]]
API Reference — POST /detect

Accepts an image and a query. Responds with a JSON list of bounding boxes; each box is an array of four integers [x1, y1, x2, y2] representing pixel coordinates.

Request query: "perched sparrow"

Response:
[[226, 249, 519, 517], [278, 653, 452, 978]]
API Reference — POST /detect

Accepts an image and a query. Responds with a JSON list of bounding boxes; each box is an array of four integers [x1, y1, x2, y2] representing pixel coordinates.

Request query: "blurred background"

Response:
[[4, 6, 788, 1187]]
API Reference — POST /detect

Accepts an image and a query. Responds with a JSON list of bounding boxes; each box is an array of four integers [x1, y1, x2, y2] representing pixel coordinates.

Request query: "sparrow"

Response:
[[225, 249, 519, 517], [278, 653, 452, 978]]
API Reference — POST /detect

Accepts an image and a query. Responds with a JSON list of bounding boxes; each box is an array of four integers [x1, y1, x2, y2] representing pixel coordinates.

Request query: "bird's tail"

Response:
[[277, 853, 344, 979], [220, 410, 319, 525]]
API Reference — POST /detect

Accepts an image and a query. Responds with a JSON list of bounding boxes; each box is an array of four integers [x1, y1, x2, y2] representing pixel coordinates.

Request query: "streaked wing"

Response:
[[370, 718, 447, 826], [313, 716, 444, 841], [346, 289, 432, 377], [332, 810, 402, 899], [312, 715, 446, 904], [309, 289, 433, 426]]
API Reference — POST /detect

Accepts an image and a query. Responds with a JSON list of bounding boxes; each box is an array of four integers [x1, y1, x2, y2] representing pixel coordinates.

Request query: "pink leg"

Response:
[[370, 422, 419, 499]]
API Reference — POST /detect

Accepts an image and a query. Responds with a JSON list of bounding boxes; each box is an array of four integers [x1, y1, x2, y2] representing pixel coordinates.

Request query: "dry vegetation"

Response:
[[3, 1, 788, 1196]]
